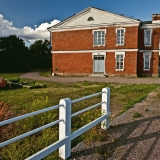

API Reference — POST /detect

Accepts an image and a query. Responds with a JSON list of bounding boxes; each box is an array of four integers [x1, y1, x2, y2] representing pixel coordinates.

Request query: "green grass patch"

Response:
[[133, 112, 143, 118], [39, 70, 51, 77], [0, 73, 159, 159]]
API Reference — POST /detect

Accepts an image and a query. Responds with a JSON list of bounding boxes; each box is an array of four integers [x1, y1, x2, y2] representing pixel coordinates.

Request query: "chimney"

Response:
[[152, 14, 160, 23]]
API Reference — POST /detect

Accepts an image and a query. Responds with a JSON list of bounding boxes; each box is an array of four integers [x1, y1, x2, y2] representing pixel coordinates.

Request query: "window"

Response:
[[115, 52, 125, 71], [143, 52, 152, 71], [92, 30, 106, 47], [144, 29, 152, 46], [116, 28, 125, 46], [87, 16, 94, 21]]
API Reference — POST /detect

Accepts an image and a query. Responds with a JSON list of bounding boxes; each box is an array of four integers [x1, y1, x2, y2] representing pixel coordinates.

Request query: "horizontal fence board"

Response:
[[26, 113, 109, 160]]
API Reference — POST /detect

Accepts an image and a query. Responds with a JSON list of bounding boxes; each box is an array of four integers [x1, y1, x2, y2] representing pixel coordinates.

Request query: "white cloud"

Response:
[[0, 14, 60, 46]]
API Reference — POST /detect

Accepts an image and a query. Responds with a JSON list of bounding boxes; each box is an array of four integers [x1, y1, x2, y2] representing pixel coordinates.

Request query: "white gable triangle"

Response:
[[49, 7, 140, 31]]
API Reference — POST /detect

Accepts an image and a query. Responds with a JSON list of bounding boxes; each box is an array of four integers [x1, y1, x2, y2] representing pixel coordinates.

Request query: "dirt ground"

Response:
[[20, 72, 160, 159], [20, 72, 160, 84], [70, 91, 160, 160]]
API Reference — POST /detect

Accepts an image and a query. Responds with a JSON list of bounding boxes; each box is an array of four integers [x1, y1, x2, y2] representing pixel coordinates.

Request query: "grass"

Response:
[[0, 73, 159, 159], [39, 70, 51, 77], [133, 112, 143, 118]]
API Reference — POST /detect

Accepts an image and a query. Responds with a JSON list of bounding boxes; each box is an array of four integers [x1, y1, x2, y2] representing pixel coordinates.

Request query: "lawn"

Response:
[[0, 73, 159, 160]]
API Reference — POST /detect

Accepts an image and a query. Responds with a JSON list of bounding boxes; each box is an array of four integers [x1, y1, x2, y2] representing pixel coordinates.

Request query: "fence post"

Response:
[[101, 87, 110, 130], [59, 98, 71, 159]]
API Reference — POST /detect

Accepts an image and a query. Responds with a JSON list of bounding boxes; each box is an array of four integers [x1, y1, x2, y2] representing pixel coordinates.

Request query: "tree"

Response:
[[29, 40, 51, 69], [0, 35, 29, 72]]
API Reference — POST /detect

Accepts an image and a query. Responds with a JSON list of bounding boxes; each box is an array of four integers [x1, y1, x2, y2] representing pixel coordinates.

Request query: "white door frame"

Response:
[[92, 52, 106, 74]]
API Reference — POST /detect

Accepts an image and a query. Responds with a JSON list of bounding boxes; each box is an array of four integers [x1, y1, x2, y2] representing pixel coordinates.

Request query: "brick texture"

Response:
[[137, 52, 159, 76], [52, 26, 139, 51], [52, 53, 93, 74], [106, 52, 137, 75], [51, 26, 159, 77], [139, 28, 160, 50]]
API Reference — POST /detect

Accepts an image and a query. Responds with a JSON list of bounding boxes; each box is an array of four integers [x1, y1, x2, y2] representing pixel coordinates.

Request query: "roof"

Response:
[[48, 6, 141, 31]]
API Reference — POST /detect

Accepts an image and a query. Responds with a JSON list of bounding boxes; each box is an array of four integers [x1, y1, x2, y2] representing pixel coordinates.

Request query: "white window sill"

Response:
[[144, 44, 152, 47], [143, 69, 150, 71], [116, 69, 124, 71], [93, 45, 105, 47], [116, 44, 125, 46]]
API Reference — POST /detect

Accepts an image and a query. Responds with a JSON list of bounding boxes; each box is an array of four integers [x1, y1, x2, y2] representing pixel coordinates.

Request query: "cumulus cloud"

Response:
[[0, 14, 60, 46]]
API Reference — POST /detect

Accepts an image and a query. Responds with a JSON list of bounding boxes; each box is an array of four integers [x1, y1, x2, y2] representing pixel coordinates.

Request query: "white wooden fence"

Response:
[[0, 87, 110, 160]]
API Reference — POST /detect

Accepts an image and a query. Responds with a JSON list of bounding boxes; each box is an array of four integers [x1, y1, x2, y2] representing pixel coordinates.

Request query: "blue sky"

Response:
[[0, 0, 159, 46]]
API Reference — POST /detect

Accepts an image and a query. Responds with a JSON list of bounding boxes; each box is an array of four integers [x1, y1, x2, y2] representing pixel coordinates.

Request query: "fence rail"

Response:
[[0, 87, 110, 160]]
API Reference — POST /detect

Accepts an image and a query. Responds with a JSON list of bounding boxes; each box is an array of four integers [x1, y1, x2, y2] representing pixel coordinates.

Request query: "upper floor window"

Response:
[[92, 29, 106, 47], [116, 28, 125, 46], [144, 29, 152, 46]]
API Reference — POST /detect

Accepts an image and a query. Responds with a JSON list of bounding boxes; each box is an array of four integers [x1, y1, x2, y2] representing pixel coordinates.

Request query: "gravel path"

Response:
[[20, 72, 160, 159], [70, 91, 160, 160], [20, 72, 160, 84]]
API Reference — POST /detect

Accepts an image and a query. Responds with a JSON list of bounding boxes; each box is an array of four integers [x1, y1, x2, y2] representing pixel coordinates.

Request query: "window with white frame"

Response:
[[92, 30, 106, 46], [116, 28, 125, 46], [144, 29, 152, 46], [115, 52, 125, 71], [143, 52, 152, 71]]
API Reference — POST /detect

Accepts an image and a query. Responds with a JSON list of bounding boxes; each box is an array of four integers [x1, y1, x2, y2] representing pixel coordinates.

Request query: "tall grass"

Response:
[[0, 73, 159, 159]]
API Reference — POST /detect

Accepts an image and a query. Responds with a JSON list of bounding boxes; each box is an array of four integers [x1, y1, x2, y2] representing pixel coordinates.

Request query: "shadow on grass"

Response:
[[69, 115, 160, 160]]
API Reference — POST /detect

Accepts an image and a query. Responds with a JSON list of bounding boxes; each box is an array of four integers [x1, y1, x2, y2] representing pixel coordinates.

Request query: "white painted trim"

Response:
[[143, 51, 152, 71], [116, 28, 125, 46], [49, 23, 140, 32], [139, 50, 160, 52], [92, 52, 106, 74], [152, 20, 160, 24], [48, 6, 140, 32], [51, 49, 138, 54], [144, 29, 152, 46], [92, 29, 106, 47], [92, 29, 106, 34], [92, 52, 106, 58], [115, 52, 125, 71], [141, 24, 160, 29]]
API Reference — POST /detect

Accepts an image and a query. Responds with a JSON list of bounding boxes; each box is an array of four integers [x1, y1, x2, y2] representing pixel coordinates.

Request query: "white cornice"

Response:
[[51, 49, 138, 54], [48, 6, 140, 32], [139, 50, 160, 52], [141, 23, 160, 29], [49, 22, 140, 32]]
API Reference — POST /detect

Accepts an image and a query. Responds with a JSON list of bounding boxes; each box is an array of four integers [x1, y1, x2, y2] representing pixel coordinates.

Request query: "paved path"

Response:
[[20, 72, 160, 84]]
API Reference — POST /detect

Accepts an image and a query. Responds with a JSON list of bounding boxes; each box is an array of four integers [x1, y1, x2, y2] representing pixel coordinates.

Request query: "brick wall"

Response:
[[52, 53, 93, 75], [52, 26, 139, 51], [139, 28, 160, 49], [137, 52, 159, 76], [106, 52, 137, 76], [52, 51, 138, 76], [152, 14, 160, 21]]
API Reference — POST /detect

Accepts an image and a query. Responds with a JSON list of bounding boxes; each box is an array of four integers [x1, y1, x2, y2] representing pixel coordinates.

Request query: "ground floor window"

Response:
[[143, 52, 152, 71], [115, 52, 125, 71]]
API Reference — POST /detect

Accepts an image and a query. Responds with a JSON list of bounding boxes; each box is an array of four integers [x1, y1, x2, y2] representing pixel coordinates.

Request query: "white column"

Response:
[[59, 98, 71, 159], [101, 88, 110, 130]]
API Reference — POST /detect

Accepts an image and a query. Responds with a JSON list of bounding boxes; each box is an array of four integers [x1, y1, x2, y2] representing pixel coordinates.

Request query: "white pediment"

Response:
[[49, 7, 140, 31]]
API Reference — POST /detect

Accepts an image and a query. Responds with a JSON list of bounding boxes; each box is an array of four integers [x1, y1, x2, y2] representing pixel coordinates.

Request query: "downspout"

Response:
[[50, 31, 52, 76], [48, 29, 52, 76]]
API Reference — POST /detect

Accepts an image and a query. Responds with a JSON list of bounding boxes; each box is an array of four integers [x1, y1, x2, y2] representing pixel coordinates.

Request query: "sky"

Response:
[[0, 0, 160, 46]]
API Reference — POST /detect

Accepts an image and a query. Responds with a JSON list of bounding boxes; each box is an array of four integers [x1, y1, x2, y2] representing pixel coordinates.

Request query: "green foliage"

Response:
[[0, 35, 29, 72], [0, 74, 159, 159], [133, 112, 143, 118], [29, 40, 51, 69]]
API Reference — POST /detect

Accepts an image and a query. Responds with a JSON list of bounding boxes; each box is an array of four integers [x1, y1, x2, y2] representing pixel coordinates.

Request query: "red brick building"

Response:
[[48, 7, 160, 77]]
